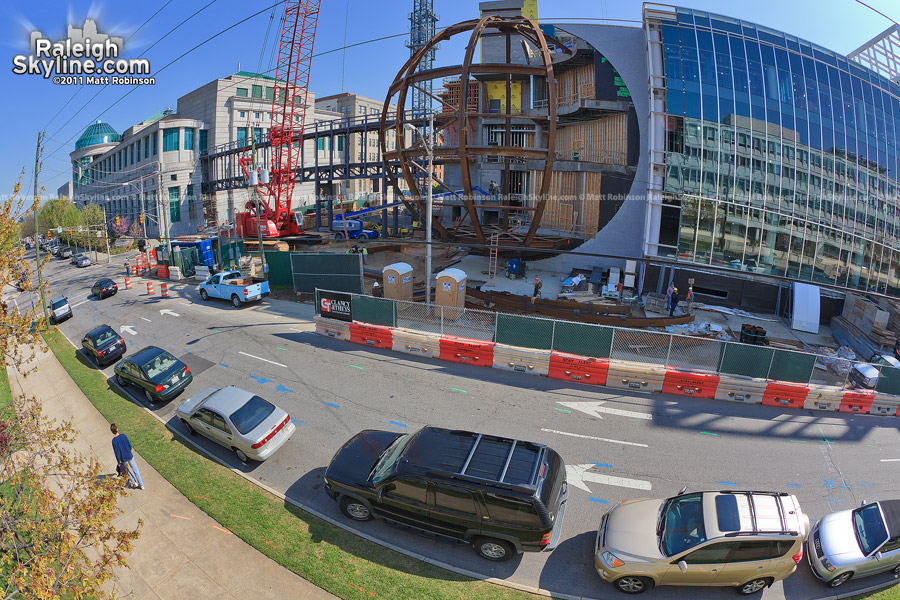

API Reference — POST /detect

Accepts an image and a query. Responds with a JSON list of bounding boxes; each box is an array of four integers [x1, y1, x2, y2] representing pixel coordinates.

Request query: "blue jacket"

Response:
[[112, 433, 134, 464]]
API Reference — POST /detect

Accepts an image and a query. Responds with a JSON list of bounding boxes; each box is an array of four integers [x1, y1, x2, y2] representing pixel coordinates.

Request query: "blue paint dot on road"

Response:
[[594, 463, 614, 469], [152, 336, 158, 340], [290, 419, 306, 426], [589, 498, 608, 504], [390, 421, 408, 427], [719, 481, 737, 486], [838, 484, 852, 489], [786, 484, 802, 488], [220, 363, 229, 368], [275, 384, 294, 394], [325, 402, 340, 408], [248, 375, 272, 385]]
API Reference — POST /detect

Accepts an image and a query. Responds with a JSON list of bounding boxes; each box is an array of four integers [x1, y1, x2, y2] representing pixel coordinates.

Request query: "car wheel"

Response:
[[829, 572, 853, 587], [180, 419, 197, 436], [144, 389, 157, 404], [473, 537, 514, 561], [234, 448, 249, 463], [613, 576, 652, 594], [231, 294, 242, 308], [115, 373, 126, 387], [737, 578, 771, 595], [339, 496, 372, 521], [200, 289, 208, 301]]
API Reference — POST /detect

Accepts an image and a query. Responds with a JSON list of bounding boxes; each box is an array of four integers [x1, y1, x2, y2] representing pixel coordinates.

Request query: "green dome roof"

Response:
[[75, 121, 122, 150]]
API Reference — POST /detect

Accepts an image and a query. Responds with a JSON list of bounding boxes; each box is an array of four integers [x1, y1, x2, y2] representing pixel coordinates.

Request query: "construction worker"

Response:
[[666, 280, 675, 312], [669, 287, 679, 317], [532, 276, 542, 299], [372, 281, 384, 298], [489, 180, 500, 199]]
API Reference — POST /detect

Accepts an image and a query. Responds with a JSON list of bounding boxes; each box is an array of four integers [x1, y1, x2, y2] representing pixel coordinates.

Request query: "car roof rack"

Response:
[[426, 468, 537, 494]]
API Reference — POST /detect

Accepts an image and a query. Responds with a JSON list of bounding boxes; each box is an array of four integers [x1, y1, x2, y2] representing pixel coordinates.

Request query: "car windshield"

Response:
[[659, 493, 707, 556], [141, 352, 178, 379], [370, 433, 413, 485], [51, 300, 67, 310], [853, 503, 889, 556], [93, 329, 117, 345], [229, 395, 276, 435]]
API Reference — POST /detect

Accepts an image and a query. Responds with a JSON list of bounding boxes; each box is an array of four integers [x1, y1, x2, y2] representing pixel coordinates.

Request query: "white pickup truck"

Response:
[[198, 271, 270, 307]]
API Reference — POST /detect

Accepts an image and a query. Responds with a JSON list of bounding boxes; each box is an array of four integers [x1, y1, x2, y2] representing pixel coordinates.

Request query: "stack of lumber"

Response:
[[875, 297, 900, 340], [843, 292, 894, 346]]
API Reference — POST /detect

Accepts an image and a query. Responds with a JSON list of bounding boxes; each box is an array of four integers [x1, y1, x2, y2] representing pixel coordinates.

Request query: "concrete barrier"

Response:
[[871, 393, 900, 416], [606, 361, 666, 393], [349, 322, 394, 350], [548, 352, 609, 386], [392, 328, 441, 359], [839, 390, 875, 415], [314, 315, 351, 341], [492, 345, 552, 376], [803, 385, 843, 412], [439, 336, 495, 367]]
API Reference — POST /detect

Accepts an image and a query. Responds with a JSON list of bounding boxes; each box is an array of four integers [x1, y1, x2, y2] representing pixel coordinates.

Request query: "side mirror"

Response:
[[678, 561, 688, 574], [861, 500, 867, 506], [377, 487, 385, 501], [875, 551, 883, 561], [677, 486, 687, 496]]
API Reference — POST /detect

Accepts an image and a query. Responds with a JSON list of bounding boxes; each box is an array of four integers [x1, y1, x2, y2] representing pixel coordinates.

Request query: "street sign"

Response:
[[77, 226, 83, 232], [57, 227, 62, 233], [96, 231, 102, 238]]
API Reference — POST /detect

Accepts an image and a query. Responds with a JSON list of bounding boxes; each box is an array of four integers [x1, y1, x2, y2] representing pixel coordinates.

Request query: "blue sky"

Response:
[[0, 0, 896, 209]]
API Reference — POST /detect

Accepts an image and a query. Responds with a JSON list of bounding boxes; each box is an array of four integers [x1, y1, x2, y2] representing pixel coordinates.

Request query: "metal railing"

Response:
[[318, 290, 900, 395]]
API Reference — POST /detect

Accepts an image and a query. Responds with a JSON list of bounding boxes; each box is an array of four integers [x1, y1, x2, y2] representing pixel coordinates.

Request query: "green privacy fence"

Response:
[[318, 291, 881, 389]]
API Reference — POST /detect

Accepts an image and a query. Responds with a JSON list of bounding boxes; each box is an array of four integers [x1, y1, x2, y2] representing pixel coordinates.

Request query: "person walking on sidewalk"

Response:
[[111, 424, 144, 490]]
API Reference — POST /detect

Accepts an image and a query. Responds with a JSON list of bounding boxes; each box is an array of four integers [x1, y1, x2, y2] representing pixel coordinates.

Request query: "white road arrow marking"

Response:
[[120, 325, 137, 336], [566, 463, 652, 494], [159, 309, 180, 317], [558, 401, 652, 421]]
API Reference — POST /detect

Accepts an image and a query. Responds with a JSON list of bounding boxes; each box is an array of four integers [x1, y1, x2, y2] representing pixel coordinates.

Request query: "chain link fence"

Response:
[[318, 290, 900, 391]]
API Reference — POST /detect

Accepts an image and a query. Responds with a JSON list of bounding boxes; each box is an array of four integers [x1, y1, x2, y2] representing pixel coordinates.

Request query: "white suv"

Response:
[[48, 297, 72, 324]]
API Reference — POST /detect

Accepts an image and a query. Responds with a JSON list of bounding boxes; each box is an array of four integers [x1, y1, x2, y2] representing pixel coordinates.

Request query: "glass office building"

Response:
[[645, 6, 900, 296]]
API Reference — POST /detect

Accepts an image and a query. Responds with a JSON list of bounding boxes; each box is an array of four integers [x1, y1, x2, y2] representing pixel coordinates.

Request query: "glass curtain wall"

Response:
[[656, 7, 900, 295]]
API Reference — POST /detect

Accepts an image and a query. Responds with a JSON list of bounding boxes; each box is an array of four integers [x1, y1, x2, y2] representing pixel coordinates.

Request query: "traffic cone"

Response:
[[124, 276, 132, 290], [147, 281, 154, 295], [160, 282, 168, 298]]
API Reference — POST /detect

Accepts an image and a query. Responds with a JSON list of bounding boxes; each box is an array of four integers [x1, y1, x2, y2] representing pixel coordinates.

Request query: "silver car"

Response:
[[175, 386, 296, 463], [807, 500, 900, 587]]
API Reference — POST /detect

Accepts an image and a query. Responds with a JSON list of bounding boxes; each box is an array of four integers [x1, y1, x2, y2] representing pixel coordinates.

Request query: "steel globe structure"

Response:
[[380, 15, 570, 247]]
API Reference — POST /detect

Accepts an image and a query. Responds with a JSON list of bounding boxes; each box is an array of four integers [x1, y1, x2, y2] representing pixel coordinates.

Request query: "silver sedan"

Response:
[[807, 499, 900, 587], [175, 386, 296, 462]]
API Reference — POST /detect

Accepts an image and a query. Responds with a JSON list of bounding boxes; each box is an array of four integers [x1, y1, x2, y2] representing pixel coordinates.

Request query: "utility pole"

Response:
[[250, 127, 267, 279], [158, 168, 173, 265], [33, 131, 49, 326]]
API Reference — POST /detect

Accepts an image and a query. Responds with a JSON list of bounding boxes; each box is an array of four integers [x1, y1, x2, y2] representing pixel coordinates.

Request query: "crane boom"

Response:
[[240, 1, 320, 238]]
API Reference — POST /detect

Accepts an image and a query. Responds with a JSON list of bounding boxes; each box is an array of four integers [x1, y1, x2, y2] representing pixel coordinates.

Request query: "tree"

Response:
[[17, 213, 36, 240], [0, 177, 142, 599], [128, 219, 144, 239], [110, 216, 130, 238]]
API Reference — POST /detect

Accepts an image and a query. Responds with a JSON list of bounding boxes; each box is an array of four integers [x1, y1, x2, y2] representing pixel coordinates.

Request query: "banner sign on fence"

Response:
[[319, 290, 353, 322]]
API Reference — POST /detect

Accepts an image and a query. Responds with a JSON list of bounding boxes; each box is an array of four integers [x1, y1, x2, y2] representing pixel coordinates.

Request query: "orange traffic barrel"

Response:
[[147, 281, 154, 295], [160, 282, 169, 298], [124, 276, 132, 290]]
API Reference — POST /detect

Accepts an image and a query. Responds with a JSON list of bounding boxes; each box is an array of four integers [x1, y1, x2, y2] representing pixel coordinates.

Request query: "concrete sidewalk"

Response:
[[7, 348, 336, 600]]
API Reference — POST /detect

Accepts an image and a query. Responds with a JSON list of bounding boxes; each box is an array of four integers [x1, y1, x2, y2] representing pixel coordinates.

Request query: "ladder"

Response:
[[487, 233, 500, 285]]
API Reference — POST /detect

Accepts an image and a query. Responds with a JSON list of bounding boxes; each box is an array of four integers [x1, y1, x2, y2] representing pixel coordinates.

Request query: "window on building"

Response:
[[253, 127, 263, 142], [265, 86, 273, 100], [152, 133, 158, 155], [252, 85, 262, 99], [168, 186, 181, 222], [163, 129, 179, 152], [317, 137, 327, 151], [237, 127, 247, 143], [184, 128, 194, 150], [370, 107, 379, 114], [358, 106, 366, 115], [337, 136, 344, 151], [254, 112, 260, 119], [187, 184, 196, 220], [130, 144, 134, 165], [236, 87, 248, 97], [144, 137, 149, 158], [171, 174, 177, 181], [199, 130, 208, 152], [239, 111, 245, 117], [136, 141, 141, 162]]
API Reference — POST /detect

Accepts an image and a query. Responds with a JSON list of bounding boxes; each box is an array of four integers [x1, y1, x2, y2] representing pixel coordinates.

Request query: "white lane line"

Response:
[[540, 428, 649, 448], [880, 459, 900, 462], [238, 351, 288, 368], [71, 300, 90, 308], [140, 317, 151, 322]]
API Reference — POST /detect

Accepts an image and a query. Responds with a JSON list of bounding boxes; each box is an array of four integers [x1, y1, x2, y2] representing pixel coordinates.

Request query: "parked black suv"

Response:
[[324, 426, 568, 561]]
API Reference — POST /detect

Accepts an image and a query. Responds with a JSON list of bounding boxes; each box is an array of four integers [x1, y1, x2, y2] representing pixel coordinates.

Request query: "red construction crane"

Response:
[[239, 1, 320, 238]]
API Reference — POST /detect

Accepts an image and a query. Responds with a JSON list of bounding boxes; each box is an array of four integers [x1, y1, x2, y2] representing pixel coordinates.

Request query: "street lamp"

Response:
[[404, 113, 434, 305]]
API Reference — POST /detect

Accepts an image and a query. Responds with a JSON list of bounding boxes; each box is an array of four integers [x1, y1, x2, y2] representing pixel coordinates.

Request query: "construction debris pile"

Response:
[[832, 292, 895, 358]]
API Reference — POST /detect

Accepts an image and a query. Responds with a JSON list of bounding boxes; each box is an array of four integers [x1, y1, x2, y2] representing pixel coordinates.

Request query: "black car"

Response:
[[324, 426, 568, 561], [81, 325, 126, 367], [114, 346, 192, 404], [91, 278, 118, 299]]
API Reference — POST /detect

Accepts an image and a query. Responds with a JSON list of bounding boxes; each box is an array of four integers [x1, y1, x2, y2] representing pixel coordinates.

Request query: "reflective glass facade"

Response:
[[652, 7, 900, 295]]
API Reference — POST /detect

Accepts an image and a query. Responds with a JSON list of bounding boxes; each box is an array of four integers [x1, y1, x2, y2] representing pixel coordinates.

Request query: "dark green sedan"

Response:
[[113, 346, 192, 404]]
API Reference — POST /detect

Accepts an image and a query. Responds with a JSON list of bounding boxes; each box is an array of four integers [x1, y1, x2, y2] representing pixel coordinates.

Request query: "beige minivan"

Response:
[[594, 490, 810, 595]]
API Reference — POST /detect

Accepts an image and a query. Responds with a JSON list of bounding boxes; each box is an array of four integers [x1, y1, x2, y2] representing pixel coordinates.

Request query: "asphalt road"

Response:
[[9, 252, 900, 600]]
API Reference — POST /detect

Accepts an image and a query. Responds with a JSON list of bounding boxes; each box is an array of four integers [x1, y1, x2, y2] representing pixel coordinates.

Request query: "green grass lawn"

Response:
[[0, 365, 12, 408], [42, 329, 542, 600]]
